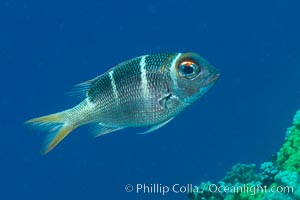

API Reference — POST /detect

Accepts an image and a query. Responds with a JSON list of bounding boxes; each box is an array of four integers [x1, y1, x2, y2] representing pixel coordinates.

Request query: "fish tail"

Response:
[[25, 110, 77, 155]]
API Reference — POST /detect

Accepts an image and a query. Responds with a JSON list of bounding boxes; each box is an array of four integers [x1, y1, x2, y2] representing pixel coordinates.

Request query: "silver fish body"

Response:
[[26, 52, 219, 154]]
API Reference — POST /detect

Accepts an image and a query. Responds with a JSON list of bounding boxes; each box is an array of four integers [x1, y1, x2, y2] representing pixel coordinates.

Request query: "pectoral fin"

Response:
[[137, 117, 174, 135], [158, 93, 172, 109]]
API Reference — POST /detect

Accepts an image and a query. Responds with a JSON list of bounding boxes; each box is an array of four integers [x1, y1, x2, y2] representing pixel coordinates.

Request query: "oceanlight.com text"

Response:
[[124, 183, 294, 196]]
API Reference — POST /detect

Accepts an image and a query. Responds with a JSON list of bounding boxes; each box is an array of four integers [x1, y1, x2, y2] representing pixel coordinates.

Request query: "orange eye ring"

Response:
[[183, 61, 193, 67]]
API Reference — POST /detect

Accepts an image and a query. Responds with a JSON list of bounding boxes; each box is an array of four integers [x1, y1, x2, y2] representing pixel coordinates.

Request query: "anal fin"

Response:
[[137, 117, 174, 135], [91, 123, 124, 138]]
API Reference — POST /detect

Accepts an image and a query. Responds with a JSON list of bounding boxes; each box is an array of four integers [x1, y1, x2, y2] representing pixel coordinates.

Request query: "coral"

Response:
[[274, 171, 299, 188], [189, 164, 264, 200], [221, 164, 259, 186], [225, 191, 264, 200], [277, 110, 300, 175], [293, 110, 300, 127], [260, 162, 279, 186], [273, 171, 300, 199], [189, 109, 300, 200], [262, 192, 294, 200], [187, 181, 224, 200]]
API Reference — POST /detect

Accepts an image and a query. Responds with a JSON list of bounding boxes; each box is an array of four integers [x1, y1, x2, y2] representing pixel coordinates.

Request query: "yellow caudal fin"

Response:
[[25, 111, 77, 155]]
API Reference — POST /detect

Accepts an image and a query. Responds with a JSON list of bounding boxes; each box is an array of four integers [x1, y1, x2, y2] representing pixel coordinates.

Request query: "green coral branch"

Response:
[[277, 110, 300, 174]]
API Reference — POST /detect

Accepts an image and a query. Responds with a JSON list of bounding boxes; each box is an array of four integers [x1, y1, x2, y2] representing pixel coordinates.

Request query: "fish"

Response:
[[25, 52, 219, 154]]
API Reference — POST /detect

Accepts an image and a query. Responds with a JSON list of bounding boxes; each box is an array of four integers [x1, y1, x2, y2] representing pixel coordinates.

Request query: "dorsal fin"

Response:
[[67, 76, 100, 98]]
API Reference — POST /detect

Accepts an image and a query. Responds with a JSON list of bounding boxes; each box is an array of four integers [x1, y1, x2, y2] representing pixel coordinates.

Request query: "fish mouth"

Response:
[[206, 73, 220, 85]]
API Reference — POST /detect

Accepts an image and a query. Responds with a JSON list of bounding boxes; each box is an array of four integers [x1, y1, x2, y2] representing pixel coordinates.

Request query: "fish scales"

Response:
[[87, 53, 178, 127]]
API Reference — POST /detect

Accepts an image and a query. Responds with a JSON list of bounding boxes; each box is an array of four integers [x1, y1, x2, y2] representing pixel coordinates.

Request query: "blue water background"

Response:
[[1, 0, 300, 199]]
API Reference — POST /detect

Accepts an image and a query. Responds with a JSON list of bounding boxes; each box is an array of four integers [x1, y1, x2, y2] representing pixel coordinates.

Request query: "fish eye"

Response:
[[178, 61, 201, 79]]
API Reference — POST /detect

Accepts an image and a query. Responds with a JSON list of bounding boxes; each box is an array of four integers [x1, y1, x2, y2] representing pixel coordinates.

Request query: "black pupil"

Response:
[[182, 64, 194, 75]]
